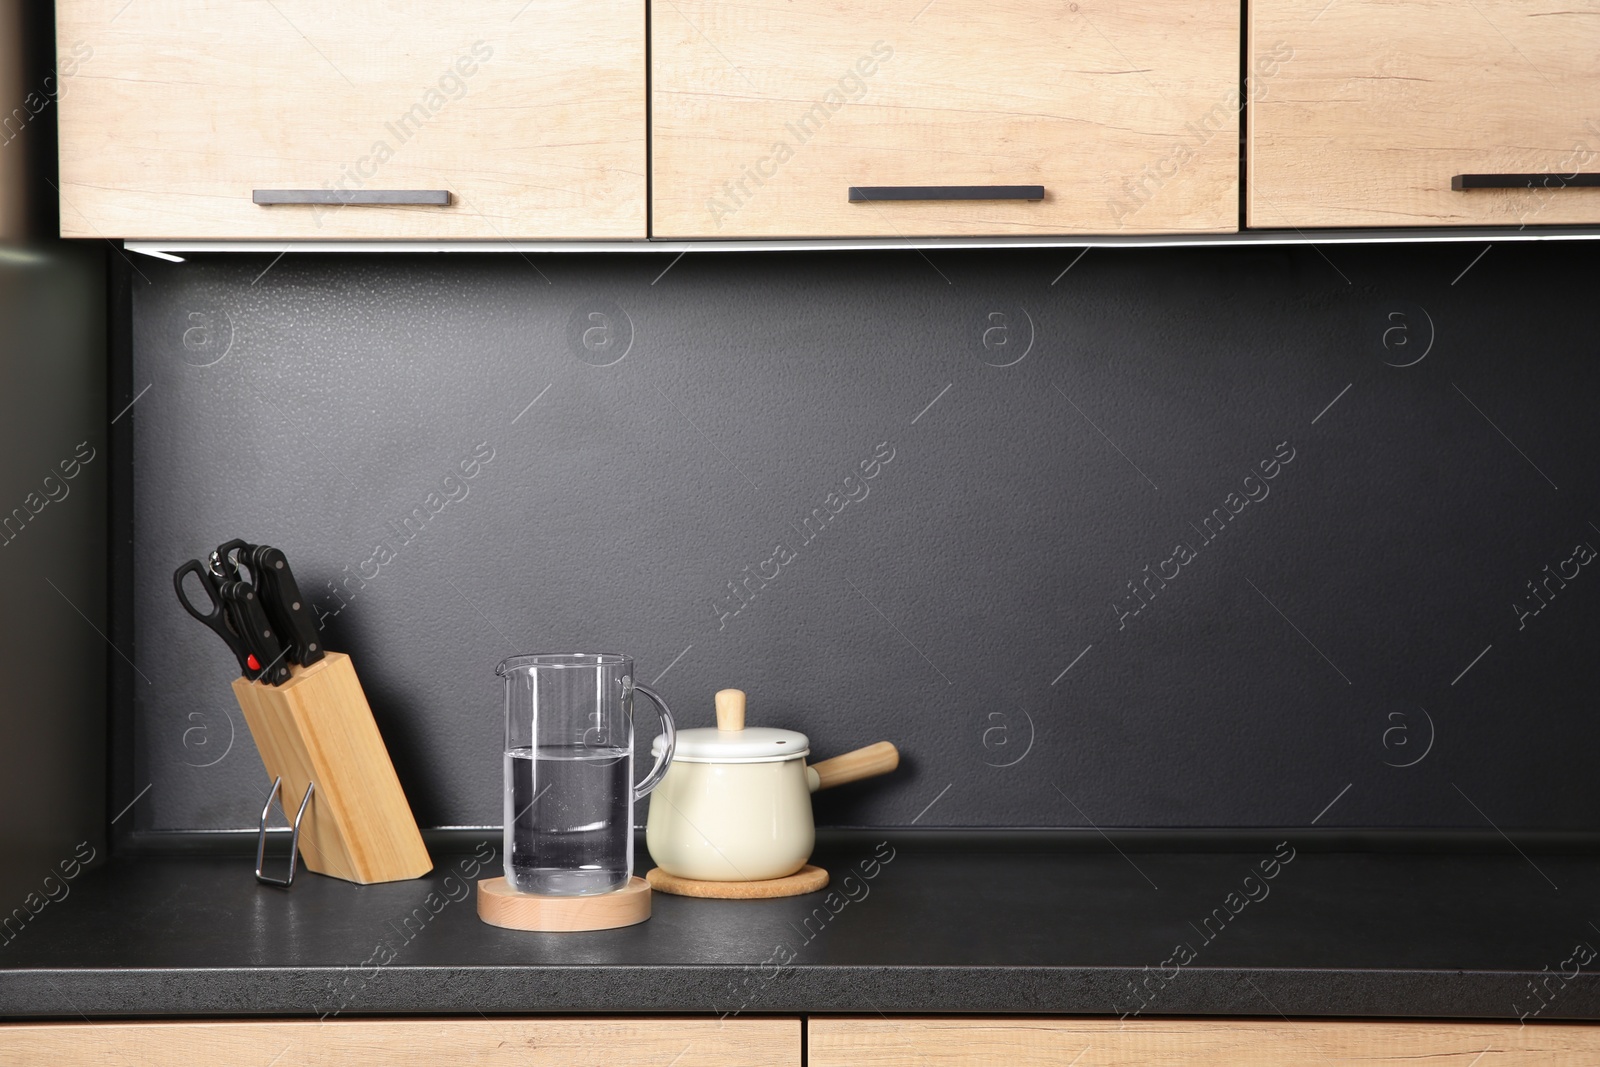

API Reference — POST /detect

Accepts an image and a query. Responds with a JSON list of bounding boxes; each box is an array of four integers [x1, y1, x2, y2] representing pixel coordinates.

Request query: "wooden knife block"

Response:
[[231, 652, 432, 885]]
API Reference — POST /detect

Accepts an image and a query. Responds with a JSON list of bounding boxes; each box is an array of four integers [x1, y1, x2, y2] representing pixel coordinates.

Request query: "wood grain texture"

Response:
[[477, 875, 651, 931], [55, 0, 645, 239], [651, 0, 1240, 237], [716, 687, 746, 731], [1248, 0, 1600, 228], [0, 1018, 799, 1066], [232, 653, 431, 885], [646, 863, 829, 898], [819, 1017, 1600, 1067], [809, 742, 899, 790], [810, 1017, 1600, 1066]]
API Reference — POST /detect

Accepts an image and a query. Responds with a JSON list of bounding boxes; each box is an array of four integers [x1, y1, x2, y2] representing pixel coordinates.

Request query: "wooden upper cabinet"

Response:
[[55, 2, 646, 240], [1249, 0, 1600, 228], [651, 0, 1241, 238]]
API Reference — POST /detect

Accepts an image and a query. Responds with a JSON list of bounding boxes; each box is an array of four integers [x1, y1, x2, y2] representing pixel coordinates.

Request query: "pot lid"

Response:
[[652, 725, 810, 764]]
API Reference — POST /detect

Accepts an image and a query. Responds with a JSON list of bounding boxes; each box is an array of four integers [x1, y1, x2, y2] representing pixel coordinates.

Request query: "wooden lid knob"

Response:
[[715, 688, 746, 732]]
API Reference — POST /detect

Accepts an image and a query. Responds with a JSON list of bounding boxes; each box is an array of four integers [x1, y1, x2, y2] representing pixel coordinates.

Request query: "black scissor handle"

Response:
[[174, 559, 257, 678], [175, 558, 226, 624], [210, 537, 254, 582]]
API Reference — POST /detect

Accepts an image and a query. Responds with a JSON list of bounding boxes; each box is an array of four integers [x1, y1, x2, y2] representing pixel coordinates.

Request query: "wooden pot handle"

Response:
[[807, 741, 900, 792], [715, 688, 746, 732]]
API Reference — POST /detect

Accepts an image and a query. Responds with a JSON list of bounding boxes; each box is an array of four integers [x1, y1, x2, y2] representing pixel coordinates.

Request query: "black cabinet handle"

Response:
[[849, 185, 1045, 202], [252, 189, 453, 206], [1452, 174, 1600, 191]]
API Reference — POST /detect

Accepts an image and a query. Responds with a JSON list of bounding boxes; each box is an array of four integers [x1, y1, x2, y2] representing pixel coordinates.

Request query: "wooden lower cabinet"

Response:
[[0, 1018, 797, 1066], [808, 1017, 1600, 1066], [9, 1015, 1600, 1065]]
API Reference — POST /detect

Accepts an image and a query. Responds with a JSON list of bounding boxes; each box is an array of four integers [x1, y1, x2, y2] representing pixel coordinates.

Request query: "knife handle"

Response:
[[254, 545, 324, 667], [220, 579, 291, 685]]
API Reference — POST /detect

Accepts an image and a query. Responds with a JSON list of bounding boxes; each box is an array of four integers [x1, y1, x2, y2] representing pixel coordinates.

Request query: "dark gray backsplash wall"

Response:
[[129, 244, 1600, 832]]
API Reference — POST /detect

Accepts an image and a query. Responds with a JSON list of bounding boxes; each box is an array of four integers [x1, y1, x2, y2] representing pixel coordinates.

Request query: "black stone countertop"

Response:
[[5, 832, 1600, 1020]]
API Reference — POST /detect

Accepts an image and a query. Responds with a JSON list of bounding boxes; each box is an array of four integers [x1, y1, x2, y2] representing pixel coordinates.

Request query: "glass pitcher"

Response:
[[497, 653, 675, 896]]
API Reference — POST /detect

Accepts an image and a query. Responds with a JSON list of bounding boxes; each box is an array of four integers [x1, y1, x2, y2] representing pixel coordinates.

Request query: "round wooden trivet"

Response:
[[645, 864, 829, 899], [476, 875, 651, 932]]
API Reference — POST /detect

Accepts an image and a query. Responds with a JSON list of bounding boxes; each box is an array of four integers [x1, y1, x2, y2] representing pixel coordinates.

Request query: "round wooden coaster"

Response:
[[476, 876, 650, 932], [645, 864, 829, 899]]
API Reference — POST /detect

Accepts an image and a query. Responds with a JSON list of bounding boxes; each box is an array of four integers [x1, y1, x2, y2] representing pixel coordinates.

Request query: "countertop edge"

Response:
[[1, 965, 1587, 1022]]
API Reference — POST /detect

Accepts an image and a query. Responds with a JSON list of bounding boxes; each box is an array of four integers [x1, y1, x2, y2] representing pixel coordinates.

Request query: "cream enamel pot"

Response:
[[645, 689, 899, 882]]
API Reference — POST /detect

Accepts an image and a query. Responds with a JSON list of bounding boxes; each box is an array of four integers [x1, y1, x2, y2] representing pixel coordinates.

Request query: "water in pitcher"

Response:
[[504, 744, 633, 895]]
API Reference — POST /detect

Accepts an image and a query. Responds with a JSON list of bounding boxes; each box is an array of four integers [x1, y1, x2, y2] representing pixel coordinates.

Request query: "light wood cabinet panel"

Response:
[[55, 1, 646, 239], [651, 0, 1240, 237], [0, 1018, 798, 1066], [1248, 0, 1600, 228], [810, 1017, 1600, 1066]]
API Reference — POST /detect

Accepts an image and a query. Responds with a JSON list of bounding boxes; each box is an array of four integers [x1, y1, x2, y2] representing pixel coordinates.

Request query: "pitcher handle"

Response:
[[632, 682, 676, 801]]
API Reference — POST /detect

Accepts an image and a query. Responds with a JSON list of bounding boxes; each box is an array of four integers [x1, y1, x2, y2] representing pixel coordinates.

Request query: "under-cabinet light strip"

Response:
[[124, 228, 1600, 258]]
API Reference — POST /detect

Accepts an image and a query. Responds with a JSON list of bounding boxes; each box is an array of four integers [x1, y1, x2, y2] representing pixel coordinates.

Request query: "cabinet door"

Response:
[[56, 1, 646, 239], [1248, 0, 1600, 228], [651, 0, 1239, 237], [810, 1017, 1600, 1066], [0, 1018, 798, 1066]]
